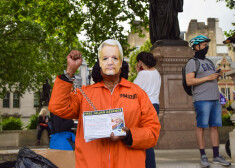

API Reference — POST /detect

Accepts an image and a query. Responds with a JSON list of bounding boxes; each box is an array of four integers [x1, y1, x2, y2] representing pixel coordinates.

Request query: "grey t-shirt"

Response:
[[185, 58, 220, 102]]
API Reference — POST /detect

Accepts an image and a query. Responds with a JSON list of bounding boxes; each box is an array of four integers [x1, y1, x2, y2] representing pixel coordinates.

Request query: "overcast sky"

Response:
[[178, 0, 234, 33]]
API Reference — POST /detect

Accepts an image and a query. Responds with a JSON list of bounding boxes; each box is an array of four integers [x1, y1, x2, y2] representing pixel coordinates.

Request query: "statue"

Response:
[[41, 79, 51, 106], [149, 0, 183, 44]]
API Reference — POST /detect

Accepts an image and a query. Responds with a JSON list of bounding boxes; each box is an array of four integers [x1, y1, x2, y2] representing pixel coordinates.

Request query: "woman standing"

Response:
[[134, 51, 161, 168]]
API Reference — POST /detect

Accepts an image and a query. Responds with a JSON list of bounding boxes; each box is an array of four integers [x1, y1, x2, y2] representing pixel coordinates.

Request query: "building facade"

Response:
[[127, 21, 149, 49], [213, 56, 235, 101], [185, 18, 229, 57]]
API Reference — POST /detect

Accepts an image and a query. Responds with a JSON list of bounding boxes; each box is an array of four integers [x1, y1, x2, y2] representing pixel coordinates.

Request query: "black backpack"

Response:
[[182, 58, 200, 96], [182, 57, 214, 96]]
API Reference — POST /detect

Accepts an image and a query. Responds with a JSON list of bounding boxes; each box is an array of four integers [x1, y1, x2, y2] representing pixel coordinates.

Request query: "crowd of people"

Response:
[[35, 36, 231, 168]]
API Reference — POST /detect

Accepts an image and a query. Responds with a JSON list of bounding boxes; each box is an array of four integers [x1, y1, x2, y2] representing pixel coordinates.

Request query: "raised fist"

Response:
[[66, 50, 83, 77]]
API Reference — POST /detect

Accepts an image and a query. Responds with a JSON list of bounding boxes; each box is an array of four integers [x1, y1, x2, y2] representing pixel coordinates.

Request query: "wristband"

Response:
[[63, 70, 75, 82]]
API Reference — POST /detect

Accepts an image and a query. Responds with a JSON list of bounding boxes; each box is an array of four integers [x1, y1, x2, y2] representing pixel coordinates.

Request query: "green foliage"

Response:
[[26, 114, 39, 130], [77, 0, 149, 67], [0, 0, 149, 97], [216, 0, 235, 38], [224, 27, 235, 38], [128, 40, 152, 82], [2, 117, 23, 130], [222, 114, 234, 126], [217, 0, 235, 9]]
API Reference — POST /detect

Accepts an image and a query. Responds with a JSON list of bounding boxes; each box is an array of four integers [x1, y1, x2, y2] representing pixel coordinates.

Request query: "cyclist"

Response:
[[185, 35, 231, 167]]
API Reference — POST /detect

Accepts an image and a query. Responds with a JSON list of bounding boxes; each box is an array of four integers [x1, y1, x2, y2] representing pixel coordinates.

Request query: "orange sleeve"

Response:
[[48, 76, 80, 119], [130, 88, 161, 149]]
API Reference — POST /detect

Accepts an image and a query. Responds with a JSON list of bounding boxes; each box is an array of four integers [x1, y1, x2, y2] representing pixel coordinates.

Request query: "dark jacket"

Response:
[[50, 112, 74, 134]]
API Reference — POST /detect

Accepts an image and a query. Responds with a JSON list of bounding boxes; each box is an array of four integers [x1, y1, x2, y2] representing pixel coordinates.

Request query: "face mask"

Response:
[[194, 46, 209, 59], [99, 45, 122, 75]]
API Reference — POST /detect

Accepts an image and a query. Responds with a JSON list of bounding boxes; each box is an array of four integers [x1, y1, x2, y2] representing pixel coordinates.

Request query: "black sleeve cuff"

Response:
[[60, 74, 73, 83], [122, 130, 133, 146]]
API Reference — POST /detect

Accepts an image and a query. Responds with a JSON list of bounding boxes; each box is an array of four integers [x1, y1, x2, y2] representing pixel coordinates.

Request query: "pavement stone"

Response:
[[155, 144, 235, 168]]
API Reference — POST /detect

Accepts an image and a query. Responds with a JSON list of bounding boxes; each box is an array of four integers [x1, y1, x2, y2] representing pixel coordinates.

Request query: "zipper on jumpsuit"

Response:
[[104, 84, 119, 168]]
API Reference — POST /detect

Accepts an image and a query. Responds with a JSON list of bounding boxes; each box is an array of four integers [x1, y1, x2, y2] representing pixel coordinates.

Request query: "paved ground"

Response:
[[0, 144, 234, 168], [156, 144, 234, 168]]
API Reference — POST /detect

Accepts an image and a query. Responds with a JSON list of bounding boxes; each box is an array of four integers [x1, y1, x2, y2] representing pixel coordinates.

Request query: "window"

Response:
[[221, 88, 225, 95], [13, 92, 20, 108], [34, 92, 40, 107], [3, 92, 10, 108]]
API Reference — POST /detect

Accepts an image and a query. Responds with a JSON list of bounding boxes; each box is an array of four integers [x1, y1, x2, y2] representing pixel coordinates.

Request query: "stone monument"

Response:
[[40, 79, 51, 107], [150, 0, 212, 149], [149, 0, 183, 44]]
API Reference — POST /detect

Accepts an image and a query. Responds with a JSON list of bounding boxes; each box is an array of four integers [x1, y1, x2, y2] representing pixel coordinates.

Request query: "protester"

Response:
[[49, 39, 161, 168], [49, 112, 75, 150], [186, 35, 231, 167], [36, 107, 51, 145], [134, 51, 161, 168]]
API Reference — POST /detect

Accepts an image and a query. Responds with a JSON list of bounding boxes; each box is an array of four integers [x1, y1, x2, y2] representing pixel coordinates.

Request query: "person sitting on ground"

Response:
[[37, 108, 51, 145], [49, 112, 75, 150]]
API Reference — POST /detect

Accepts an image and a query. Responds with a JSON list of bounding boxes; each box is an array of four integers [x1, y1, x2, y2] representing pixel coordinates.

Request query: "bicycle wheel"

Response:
[[225, 139, 231, 157]]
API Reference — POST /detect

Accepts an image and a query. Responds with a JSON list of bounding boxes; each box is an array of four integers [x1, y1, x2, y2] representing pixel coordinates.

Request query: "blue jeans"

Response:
[[153, 104, 159, 115], [193, 100, 222, 128]]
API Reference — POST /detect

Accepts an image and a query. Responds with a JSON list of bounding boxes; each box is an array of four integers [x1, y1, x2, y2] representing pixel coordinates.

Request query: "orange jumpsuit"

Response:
[[49, 76, 161, 168]]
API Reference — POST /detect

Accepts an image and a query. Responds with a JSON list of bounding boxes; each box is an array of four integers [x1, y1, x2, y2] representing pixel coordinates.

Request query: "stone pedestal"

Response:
[[151, 41, 212, 149]]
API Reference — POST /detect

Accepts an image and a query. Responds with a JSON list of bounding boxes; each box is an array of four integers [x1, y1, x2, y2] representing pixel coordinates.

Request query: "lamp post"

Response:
[[0, 115, 2, 131], [88, 68, 92, 85]]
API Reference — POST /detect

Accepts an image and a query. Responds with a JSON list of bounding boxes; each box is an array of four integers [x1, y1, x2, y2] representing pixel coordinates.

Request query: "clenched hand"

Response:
[[66, 50, 83, 77]]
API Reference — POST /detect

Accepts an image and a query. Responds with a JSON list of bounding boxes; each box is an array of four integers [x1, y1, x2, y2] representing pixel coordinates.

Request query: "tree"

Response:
[[216, 0, 235, 37], [0, 0, 149, 97], [217, 0, 235, 10], [128, 40, 152, 82]]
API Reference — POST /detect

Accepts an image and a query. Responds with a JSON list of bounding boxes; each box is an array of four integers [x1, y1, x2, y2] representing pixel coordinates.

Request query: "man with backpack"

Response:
[[185, 35, 231, 167]]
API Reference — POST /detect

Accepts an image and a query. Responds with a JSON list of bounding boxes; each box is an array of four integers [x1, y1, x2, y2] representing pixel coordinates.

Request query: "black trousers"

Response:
[[37, 125, 51, 141]]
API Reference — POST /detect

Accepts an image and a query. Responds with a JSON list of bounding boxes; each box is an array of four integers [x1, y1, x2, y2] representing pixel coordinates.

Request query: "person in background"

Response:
[[49, 112, 75, 150], [186, 35, 231, 167], [134, 52, 161, 168], [37, 107, 51, 145]]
